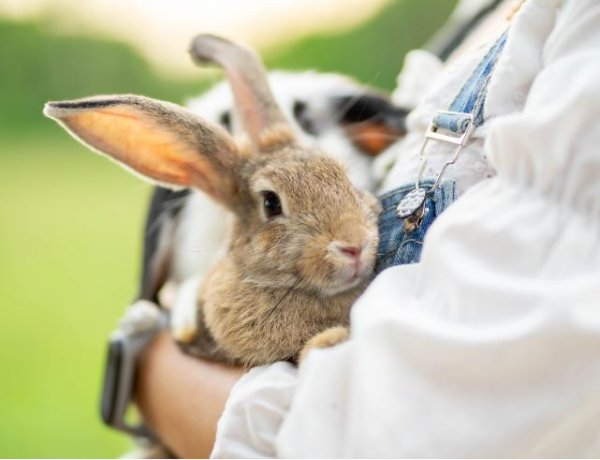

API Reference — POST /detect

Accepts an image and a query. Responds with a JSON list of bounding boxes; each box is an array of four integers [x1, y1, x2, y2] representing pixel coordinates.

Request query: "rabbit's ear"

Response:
[[190, 34, 296, 152], [44, 95, 242, 208], [335, 94, 409, 156]]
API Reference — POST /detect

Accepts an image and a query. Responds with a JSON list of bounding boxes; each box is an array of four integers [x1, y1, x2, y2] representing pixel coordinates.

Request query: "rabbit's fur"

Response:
[[187, 146, 381, 364], [45, 34, 406, 366], [165, 71, 407, 345]]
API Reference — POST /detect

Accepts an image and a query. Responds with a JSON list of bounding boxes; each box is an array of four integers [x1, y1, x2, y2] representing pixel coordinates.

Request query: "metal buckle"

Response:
[[396, 111, 476, 230], [420, 111, 475, 192], [426, 110, 476, 146]]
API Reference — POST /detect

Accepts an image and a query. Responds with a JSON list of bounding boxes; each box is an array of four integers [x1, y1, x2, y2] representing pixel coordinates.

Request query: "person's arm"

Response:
[[213, 0, 600, 457], [136, 1, 600, 457], [135, 332, 243, 458]]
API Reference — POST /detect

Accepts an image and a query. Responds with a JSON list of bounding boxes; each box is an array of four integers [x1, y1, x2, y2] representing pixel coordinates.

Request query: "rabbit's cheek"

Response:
[[252, 228, 278, 253], [294, 237, 335, 284], [362, 231, 379, 269]]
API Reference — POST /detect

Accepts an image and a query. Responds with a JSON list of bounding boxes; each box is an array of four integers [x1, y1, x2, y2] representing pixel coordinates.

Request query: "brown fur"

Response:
[[201, 258, 365, 366], [299, 326, 350, 363], [44, 34, 381, 368]]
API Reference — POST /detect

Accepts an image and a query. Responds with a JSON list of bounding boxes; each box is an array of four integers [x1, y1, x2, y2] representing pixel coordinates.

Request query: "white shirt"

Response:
[[212, 0, 600, 457]]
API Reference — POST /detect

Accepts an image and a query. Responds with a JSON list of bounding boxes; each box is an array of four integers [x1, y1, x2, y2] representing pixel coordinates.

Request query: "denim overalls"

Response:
[[374, 31, 508, 275]]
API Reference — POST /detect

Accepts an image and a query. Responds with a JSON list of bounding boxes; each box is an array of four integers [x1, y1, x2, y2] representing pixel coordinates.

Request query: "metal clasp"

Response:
[[396, 111, 476, 230], [417, 111, 475, 192]]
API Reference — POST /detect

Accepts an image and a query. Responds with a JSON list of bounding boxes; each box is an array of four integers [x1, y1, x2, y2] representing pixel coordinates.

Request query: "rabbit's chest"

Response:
[[201, 265, 354, 365]]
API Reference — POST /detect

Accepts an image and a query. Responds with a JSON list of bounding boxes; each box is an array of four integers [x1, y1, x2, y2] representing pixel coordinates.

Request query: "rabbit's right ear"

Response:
[[44, 95, 242, 208], [190, 34, 296, 152]]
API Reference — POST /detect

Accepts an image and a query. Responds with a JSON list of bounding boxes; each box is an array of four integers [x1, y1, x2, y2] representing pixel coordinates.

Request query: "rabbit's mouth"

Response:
[[320, 274, 365, 296], [321, 259, 374, 296], [341, 273, 364, 291]]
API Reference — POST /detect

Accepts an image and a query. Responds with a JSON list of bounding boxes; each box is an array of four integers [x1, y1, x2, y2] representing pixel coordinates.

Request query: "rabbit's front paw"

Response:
[[119, 300, 161, 334], [299, 326, 349, 363], [170, 278, 201, 343]]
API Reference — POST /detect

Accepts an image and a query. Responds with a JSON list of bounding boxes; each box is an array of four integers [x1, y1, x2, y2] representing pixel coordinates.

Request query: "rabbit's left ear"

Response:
[[44, 95, 242, 207]]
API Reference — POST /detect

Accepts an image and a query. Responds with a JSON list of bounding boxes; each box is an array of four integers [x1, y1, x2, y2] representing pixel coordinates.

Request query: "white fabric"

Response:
[[211, 0, 600, 457]]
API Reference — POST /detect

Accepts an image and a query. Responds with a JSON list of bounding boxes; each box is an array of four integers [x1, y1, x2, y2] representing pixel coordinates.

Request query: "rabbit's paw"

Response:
[[119, 300, 161, 335], [170, 278, 201, 343], [299, 326, 349, 363]]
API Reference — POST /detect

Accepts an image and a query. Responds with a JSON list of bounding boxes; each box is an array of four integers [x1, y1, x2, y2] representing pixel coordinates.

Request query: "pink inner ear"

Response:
[[95, 109, 140, 121], [344, 123, 402, 157], [61, 108, 207, 187], [51, 97, 242, 208]]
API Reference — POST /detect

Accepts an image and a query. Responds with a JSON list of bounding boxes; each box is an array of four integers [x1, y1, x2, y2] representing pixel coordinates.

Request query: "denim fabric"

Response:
[[375, 179, 456, 275], [434, 31, 508, 133], [373, 31, 508, 274]]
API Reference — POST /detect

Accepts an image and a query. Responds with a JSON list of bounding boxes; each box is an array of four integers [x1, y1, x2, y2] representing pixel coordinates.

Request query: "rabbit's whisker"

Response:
[[146, 195, 190, 236], [187, 244, 227, 253], [322, 70, 382, 131], [268, 278, 303, 317], [324, 87, 371, 131]]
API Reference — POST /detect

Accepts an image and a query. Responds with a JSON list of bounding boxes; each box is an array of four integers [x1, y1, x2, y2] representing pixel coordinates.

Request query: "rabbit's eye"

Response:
[[261, 191, 282, 218]]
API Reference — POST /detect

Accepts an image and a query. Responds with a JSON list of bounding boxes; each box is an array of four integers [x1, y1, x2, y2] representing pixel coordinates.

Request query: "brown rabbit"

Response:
[[44, 34, 380, 366]]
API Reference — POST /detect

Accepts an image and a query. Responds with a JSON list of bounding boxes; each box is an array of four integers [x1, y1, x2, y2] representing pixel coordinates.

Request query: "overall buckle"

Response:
[[396, 111, 475, 231]]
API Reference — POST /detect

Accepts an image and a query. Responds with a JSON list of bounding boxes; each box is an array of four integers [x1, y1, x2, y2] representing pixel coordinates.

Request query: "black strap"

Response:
[[428, 0, 504, 61]]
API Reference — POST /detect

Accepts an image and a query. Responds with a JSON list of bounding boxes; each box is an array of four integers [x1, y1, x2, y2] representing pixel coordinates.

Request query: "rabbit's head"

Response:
[[44, 34, 380, 297]]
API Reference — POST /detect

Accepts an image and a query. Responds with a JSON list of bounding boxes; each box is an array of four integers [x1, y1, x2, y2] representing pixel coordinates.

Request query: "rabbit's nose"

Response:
[[335, 245, 362, 262]]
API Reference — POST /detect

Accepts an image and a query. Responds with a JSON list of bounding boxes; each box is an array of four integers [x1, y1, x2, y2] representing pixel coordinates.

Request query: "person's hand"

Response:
[[136, 332, 244, 458]]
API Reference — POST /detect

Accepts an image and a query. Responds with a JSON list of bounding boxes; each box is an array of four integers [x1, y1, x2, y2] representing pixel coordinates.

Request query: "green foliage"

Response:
[[266, 0, 455, 90], [0, 0, 454, 138], [0, 20, 204, 137], [0, 1, 455, 456], [0, 136, 147, 457]]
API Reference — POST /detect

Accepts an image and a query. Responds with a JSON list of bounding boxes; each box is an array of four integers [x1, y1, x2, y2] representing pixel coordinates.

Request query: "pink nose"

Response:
[[337, 245, 362, 261]]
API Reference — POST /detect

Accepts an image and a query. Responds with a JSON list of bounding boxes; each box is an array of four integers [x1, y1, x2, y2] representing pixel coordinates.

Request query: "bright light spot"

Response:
[[0, 0, 391, 78]]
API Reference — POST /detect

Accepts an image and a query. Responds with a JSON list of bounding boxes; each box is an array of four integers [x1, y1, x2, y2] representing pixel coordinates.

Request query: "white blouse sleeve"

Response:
[[211, 0, 600, 457]]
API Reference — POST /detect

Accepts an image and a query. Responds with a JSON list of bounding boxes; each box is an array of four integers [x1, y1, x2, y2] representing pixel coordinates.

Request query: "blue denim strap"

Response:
[[394, 29, 509, 224], [374, 30, 510, 273], [433, 30, 508, 134]]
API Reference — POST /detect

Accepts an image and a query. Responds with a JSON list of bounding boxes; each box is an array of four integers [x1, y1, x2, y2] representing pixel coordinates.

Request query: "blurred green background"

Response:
[[0, 1, 454, 457]]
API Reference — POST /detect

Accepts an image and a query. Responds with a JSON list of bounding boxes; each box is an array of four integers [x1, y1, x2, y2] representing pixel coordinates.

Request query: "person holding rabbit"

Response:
[[46, 0, 600, 457], [46, 29, 407, 456], [141, 0, 600, 457]]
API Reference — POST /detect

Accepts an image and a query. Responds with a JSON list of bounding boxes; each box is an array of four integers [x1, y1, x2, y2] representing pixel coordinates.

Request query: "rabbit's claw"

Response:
[[299, 326, 349, 363]]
